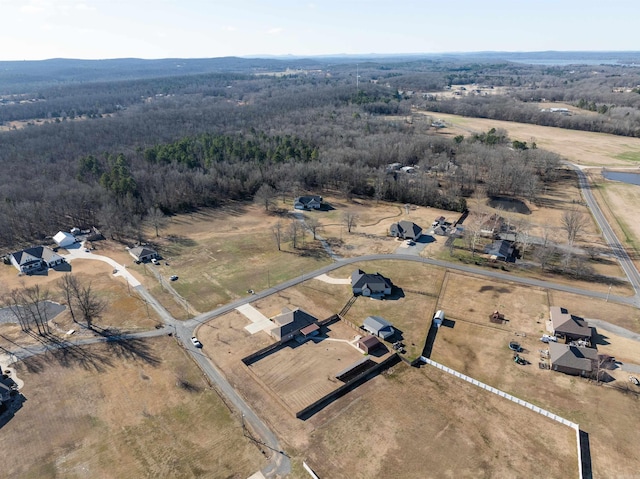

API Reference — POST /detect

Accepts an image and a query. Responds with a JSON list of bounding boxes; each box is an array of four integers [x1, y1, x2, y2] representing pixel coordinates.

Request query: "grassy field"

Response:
[[0, 337, 265, 478], [144, 204, 332, 313], [424, 110, 640, 167]]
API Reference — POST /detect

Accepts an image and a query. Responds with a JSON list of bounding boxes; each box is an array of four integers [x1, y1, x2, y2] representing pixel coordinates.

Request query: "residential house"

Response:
[[270, 307, 319, 342], [294, 195, 323, 210], [484, 240, 515, 262], [356, 335, 382, 354], [548, 342, 598, 377], [480, 214, 505, 237], [129, 246, 159, 263], [549, 306, 593, 342], [362, 316, 395, 340], [10, 246, 65, 273], [390, 220, 423, 240], [53, 231, 76, 248], [351, 270, 393, 298]]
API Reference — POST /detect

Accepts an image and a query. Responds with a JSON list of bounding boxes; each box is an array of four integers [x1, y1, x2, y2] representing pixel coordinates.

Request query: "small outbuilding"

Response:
[[356, 335, 382, 354], [129, 246, 159, 263], [363, 315, 395, 340], [53, 231, 76, 248]]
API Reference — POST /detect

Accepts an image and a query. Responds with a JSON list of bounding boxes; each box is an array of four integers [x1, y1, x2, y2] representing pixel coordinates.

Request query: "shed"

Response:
[[362, 316, 394, 340], [53, 231, 76, 248], [356, 335, 382, 354]]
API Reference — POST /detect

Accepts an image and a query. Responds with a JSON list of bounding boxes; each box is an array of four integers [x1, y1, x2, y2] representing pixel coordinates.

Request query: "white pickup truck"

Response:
[[540, 334, 558, 343]]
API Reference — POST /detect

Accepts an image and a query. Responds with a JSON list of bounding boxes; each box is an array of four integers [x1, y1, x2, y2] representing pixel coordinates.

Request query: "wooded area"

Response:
[[0, 55, 637, 250]]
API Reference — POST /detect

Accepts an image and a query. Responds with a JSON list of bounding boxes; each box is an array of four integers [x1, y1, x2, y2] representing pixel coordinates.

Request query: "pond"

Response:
[[487, 197, 531, 214], [602, 170, 640, 186]]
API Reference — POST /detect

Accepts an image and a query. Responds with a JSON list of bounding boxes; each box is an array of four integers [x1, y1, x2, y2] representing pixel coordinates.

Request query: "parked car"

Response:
[[151, 258, 159, 265], [405, 239, 415, 246], [630, 376, 640, 386], [540, 334, 558, 343], [170, 275, 178, 281], [191, 337, 202, 348]]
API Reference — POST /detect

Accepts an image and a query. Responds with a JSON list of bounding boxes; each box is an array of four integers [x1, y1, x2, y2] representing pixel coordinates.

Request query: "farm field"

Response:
[[0, 336, 265, 478], [424, 110, 640, 167]]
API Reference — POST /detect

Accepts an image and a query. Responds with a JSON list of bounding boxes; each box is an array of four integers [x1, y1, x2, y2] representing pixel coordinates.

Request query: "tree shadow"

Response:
[[93, 327, 162, 366]]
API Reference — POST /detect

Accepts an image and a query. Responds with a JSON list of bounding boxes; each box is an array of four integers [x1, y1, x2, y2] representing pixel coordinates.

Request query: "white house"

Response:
[[53, 231, 76, 248]]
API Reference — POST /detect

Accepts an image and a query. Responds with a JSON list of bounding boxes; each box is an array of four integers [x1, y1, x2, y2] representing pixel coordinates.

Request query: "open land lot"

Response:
[[431, 271, 640, 478], [200, 311, 578, 479], [137, 204, 332, 314], [0, 337, 264, 478], [424, 110, 640, 167]]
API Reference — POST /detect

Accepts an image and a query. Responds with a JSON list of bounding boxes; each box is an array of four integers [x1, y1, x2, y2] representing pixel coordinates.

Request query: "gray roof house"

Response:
[[390, 220, 423, 240], [351, 269, 393, 298], [484, 240, 515, 261], [129, 246, 159, 263], [270, 307, 319, 342], [363, 316, 395, 340], [10, 246, 65, 273], [549, 306, 593, 341], [294, 195, 323, 210], [549, 341, 599, 377]]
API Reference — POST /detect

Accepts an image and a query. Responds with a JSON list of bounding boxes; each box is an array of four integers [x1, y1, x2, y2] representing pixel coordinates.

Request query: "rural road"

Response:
[[568, 163, 640, 300]]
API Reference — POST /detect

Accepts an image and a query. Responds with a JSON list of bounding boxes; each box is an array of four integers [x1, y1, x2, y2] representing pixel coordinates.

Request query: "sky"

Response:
[[0, 0, 638, 61]]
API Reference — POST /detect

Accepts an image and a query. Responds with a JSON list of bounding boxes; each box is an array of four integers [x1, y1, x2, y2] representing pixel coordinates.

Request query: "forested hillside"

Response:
[[4, 55, 637, 249]]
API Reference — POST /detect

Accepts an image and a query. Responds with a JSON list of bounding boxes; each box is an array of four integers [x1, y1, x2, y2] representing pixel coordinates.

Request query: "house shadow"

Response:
[[368, 344, 390, 358], [27, 268, 49, 277], [595, 371, 615, 384], [385, 287, 405, 301], [0, 393, 26, 430], [591, 329, 610, 346], [52, 262, 72, 272], [416, 235, 435, 244], [318, 203, 335, 212]]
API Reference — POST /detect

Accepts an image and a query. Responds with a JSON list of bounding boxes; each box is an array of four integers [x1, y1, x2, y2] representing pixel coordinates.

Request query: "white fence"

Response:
[[420, 357, 583, 479]]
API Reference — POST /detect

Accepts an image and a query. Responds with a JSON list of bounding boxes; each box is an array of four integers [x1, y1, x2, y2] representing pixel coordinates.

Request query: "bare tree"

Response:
[[562, 208, 588, 245], [289, 221, 304, 249], [272, 221, 283, 251], [254, 184, 277, 212], [74, 282, 106, 329], [57, 273, 80, 323], [4, 289, 31, 332], [464, 211, 491, 256], [534, 244, 557, 271], [306, 217, 322, 240], [343, 212, 359, 234], [23, 284, 51, 335], [514, 218, 532, 260], [146, 206, 167, 237]]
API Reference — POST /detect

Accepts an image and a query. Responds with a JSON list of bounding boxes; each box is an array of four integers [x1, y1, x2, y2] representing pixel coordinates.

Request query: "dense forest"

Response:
[[1, 54, 637, 250]]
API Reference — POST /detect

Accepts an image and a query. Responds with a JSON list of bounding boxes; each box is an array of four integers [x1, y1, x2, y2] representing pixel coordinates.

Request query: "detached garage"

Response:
[[53, 231, 76, 248], [363, 316, 395, 340]]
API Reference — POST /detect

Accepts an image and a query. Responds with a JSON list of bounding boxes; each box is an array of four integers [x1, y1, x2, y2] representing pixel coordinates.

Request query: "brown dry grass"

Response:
[[424, 111, 640, 167], [144, 204, 331, 312], [0, 337, 264, 478], [431, 271, 640, 478]]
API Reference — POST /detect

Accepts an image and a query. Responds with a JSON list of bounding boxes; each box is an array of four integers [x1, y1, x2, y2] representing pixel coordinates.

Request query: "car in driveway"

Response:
[[540, 334, 558, 343], [191, 337, 202, 348], [405, 239, 415, 246]]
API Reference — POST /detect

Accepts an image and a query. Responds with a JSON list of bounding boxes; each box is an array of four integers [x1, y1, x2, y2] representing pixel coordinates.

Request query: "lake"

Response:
[[602, 171, 640, 186]]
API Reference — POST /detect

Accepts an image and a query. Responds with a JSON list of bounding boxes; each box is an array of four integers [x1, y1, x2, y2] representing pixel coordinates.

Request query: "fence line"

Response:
[[420, 357, 583, 479]]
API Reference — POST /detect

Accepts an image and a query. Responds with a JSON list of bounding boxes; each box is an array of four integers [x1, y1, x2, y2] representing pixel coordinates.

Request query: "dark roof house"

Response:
[[10, 246, 65, 273], [129, 246, 159, 262], [362, 316, 395, 340], [270, 307, 318, 341], [351, 269, 393, 298], [549, 342, 599, 377], [549, 306, 593, 341], [390, 220, 423, 240], [484, 240, 515, 262], [294, 195, 323, 210]]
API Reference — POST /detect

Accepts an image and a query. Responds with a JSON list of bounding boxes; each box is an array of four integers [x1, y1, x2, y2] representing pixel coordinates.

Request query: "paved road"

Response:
[[569, 163, 640, 299]]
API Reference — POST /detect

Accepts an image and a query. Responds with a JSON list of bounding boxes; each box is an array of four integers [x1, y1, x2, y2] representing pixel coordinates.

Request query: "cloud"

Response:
[[224, 25, 237, 32], [267, 27, 283, 35]]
